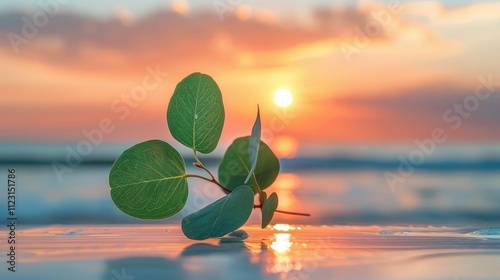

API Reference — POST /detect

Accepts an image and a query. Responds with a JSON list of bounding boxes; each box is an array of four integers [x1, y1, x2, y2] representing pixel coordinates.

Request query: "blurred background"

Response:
[[1, 0, 500, 226]]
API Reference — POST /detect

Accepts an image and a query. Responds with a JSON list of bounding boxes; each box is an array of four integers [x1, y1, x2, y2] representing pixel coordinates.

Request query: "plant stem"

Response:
[[252, 173, 263, 194], [274, 209, 311, 217], [201, 165, 217, 182], [193, 150, 218, 181], [184, 174, 232, 193], [254, 204, 311, 217], [190, 150, 310, 217], [251, 173, 268, 206], [193, 149, 201, 164]]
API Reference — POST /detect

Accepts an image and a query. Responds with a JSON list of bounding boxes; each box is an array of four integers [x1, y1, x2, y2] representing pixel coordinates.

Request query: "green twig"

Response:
[[274, 209, 311, 217], [184, 174, 232, 193], [254, 204, 311, 217]]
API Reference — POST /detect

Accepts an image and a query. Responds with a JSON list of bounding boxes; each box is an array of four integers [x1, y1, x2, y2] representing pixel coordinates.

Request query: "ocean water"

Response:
[[1, 143, 500, 226], [2, 143, 500, 279], [2, 224, 500, 280]]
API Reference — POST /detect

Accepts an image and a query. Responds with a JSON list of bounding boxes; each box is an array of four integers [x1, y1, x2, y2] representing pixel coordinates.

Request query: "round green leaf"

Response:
[[109, 140, 188, 219], [218, 137, 280, 194], [181, 185, 254, 240], [167, 72, 225, 154], [261, 192, 279, 229]]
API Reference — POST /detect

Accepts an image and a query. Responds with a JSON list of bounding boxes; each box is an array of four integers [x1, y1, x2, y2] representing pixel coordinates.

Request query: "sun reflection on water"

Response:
[[267, 224, 304, 276], [272, 224, 297, 232], [271, 233, 292, 253]]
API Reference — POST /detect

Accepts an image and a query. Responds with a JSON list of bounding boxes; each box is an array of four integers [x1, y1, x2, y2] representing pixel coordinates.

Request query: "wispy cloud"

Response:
[[0, 2, 497, 143], [404, 1, 500, 24]]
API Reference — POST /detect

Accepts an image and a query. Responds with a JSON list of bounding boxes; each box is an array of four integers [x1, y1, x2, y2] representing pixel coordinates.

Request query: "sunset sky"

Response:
[[1, 0, 499, 156]]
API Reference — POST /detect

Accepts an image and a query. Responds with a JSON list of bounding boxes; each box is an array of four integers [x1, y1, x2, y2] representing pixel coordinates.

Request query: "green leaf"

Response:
[[109, 140, 188, 219], [167, 72, 225, 154], [245, 105, 261, 184], [261, 192, 279, 228], [181, 185, 254, 240], [218, 137, 280, 195]]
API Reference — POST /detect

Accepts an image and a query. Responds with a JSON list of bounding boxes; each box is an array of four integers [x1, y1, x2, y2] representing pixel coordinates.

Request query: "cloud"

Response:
[[171, 0, 190, 15], [114, 6, 134, 26], [0, 1, 469, 76], [1, 1, 494, 73], [404, 1, 500, 24], [0, 7, 388, 75], [331, 83, 500, 141], [0, 3, 497, 143]]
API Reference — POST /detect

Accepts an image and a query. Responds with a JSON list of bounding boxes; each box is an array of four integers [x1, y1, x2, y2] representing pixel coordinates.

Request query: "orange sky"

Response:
[[1, 1, 500, 152]]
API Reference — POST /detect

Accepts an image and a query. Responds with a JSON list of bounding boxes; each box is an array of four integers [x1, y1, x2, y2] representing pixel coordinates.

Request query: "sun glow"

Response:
[[272, 135, 298, 158], [274, 89, 293, 107], [271, 233, 292, 253]]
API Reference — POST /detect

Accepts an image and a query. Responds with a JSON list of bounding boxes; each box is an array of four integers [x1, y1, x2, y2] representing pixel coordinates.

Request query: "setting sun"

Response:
[[274, 89, 293, 107]]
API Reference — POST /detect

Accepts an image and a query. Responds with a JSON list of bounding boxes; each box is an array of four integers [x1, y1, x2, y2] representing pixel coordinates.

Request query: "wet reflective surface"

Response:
[[2, 224, 500, 279]]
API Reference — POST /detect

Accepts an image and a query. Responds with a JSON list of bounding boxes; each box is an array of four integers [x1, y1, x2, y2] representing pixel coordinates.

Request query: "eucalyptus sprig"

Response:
[[109, 72, 309, 240]]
